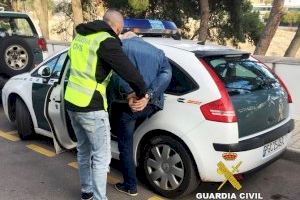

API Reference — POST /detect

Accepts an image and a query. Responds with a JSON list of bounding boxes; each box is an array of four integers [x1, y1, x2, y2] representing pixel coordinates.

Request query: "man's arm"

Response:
[[99, 38, 146, 98], [148, 54, 172, 99]]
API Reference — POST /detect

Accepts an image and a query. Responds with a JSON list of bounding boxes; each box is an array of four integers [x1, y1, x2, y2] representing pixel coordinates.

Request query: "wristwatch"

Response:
[[145, 93, 150, 100], [145, 92, 152, 100]]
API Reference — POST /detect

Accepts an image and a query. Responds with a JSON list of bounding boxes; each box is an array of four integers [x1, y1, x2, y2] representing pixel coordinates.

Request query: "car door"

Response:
[[46, 57, 76, 152], [31, 52, 66, 132]]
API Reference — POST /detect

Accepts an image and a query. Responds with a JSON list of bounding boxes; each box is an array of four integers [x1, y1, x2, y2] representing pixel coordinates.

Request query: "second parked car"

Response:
[[0, 9, 47, 80]]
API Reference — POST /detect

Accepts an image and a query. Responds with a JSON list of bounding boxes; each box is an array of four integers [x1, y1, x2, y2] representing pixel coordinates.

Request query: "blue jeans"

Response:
[[111, 103, 158, 190], [68, 110, 111, 200]]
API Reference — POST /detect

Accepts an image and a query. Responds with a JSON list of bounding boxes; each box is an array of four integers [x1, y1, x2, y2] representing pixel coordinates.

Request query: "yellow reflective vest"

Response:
[[64, 32, 113, 111]]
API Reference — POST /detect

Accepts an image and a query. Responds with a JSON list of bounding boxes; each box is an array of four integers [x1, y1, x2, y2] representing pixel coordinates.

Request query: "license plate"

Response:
[[263, 136, 286, 157]]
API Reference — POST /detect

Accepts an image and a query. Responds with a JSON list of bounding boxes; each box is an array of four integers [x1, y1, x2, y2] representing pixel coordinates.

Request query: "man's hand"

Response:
[[127, 93, 149, 112]]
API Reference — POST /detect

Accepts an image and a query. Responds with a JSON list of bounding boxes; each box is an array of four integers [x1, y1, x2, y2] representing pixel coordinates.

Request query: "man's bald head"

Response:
[[103, 9, 124, 35]]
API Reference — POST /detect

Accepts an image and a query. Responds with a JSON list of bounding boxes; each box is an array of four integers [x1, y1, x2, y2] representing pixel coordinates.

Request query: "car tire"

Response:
[[0, 36, 34, 77], [16, 98, 35, 140], [141, 135, 200, 198], [0, 75, 8, 89]]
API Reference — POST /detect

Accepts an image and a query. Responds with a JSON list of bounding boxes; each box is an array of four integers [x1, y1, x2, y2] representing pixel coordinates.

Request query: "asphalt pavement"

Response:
[[0, 105, 299, 200]]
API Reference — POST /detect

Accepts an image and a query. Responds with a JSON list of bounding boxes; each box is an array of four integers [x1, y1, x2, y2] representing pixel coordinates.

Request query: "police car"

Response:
[[1, 19, 295, 198]]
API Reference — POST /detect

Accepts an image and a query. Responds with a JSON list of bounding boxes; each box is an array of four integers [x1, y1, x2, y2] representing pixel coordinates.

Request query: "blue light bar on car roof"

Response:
[[123, 18, 178, 35]]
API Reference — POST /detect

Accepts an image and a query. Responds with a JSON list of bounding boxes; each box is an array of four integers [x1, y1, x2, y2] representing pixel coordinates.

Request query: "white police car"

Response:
[[1, 19, 294, 198]]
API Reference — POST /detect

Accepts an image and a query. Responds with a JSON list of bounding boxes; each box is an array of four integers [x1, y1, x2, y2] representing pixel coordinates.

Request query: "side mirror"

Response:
[[38, 65, 51, 78]]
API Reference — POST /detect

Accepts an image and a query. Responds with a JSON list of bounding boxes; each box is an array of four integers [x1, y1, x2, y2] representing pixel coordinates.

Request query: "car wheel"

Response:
[[16, 98, 35, 140], [0, 75, 8, 89], [0, 36, 34, 77], [141, 135, 200, 198]]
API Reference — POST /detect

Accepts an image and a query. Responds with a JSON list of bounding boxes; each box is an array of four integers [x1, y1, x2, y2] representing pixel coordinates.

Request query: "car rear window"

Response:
[[204, 56, 280, 96], [165, 60, 198, 95], [0, 17, 35, 37]]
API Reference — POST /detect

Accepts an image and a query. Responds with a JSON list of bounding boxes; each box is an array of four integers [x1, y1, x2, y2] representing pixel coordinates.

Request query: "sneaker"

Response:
[[115, 183, 138, 196], [81, 192, 93, 200]]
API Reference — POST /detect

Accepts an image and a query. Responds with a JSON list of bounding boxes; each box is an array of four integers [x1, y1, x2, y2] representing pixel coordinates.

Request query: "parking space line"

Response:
[[68, 161, 121, 184], [148, 196, 165, 200], [26, 144, 56, 157], [68, 161, 78, 169], [0, 130, 20, 142], [107, 174, 121, 185]]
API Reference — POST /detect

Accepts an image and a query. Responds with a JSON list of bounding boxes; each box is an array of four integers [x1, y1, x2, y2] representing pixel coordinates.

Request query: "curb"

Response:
[[282, 148, 300, 163]]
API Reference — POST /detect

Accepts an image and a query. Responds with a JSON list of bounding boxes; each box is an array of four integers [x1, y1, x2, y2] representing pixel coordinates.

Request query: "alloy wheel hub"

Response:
[[5, 45, 28, 70]]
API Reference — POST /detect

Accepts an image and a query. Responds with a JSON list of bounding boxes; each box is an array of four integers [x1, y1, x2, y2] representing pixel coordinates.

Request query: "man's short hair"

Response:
[[103, 8, 124, 27]]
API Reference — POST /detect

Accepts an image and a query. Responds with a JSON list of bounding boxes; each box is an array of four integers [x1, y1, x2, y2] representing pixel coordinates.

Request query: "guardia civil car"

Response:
[[1, 19, 294, 198]]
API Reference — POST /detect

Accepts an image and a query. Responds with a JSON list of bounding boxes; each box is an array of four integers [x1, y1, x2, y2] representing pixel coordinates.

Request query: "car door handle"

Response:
[[52, 98, 61, 103], [177, 98, 185, 103]]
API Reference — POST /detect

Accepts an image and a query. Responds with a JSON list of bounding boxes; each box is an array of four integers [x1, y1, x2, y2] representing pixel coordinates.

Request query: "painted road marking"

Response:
[[148, 196, 165, 200], [26, 144, 56, 157], [68, 161, 121, 184], [68, 162, 165, 199], [68, 161, 78, 169], [107, 174, 120, 185], [0, 130, 20, 141]]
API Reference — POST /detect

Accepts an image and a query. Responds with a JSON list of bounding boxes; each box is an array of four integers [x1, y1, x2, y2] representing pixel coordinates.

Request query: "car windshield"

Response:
[[0, 17, 35, 37], [206, 57, 280, 96]]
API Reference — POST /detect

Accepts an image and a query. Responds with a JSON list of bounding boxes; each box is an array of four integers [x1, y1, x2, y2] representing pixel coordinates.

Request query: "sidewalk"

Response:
[[287, 120, 300, 153]]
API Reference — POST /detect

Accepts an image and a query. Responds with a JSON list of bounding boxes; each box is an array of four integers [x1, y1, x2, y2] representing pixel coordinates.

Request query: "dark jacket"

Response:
[[66, 20, 146, 112], [109, 37, 172, 109]]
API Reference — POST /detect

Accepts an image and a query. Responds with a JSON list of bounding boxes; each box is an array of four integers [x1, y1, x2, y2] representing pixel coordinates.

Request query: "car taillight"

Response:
[[38, 38, 47, 51], [276, 75, 292, 103], [199, 58, 237, 123], [252, 56, 292, 103]]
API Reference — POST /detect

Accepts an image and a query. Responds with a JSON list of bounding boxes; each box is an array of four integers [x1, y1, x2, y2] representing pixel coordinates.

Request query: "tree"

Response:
[[254, 0, 285, 55], [284, 23, 300, 57], [282, 11, 300, 27], [128, 0, 149, 14], [198, 0, 209, 42], [207, 0, 263, 47], [11, 0, 20, 11], [103, 0, 263, 47], [0, 0, 13, 11], [34, 0, 49, 39], [71, 0, 83, 27], [81, 0, 106, 21]]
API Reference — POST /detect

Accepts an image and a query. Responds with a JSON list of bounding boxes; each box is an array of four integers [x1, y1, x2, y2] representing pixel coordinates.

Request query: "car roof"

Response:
[[0, 11, 29, 18], [51, 37, 249, 59], [143, 37, 249, 57]]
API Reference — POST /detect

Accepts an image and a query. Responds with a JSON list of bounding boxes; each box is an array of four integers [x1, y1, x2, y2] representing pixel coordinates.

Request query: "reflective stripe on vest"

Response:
[[64, 32, 114, 111]]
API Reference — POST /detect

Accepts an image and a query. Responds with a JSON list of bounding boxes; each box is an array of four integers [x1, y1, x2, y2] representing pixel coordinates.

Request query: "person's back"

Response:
[[110, 35, 171, 109], [123, 37, 163, 88]]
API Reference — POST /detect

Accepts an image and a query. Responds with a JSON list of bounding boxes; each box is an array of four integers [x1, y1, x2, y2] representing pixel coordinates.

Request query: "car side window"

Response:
[[52, 52, 67, 78], [0, 17, 34, 37], [12, 18, 34, 36], [63, 60, 71, 81], [31, 57, 58, 77], [0, 18, 11, 37], [31, 52, 68, 78], [165, 61, 198, 95]]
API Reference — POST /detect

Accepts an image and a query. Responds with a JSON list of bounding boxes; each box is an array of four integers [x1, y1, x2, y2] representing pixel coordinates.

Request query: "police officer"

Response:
[[65, 9, 147, 200]]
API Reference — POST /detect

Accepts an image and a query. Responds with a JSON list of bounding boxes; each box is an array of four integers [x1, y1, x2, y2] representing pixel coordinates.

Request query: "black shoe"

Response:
[[115, 183, 138, 196], [81, 192, 93, 200]]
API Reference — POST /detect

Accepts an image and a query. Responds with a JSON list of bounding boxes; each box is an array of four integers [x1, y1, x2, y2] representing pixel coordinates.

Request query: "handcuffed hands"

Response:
[[127, 92, 149, 112]]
